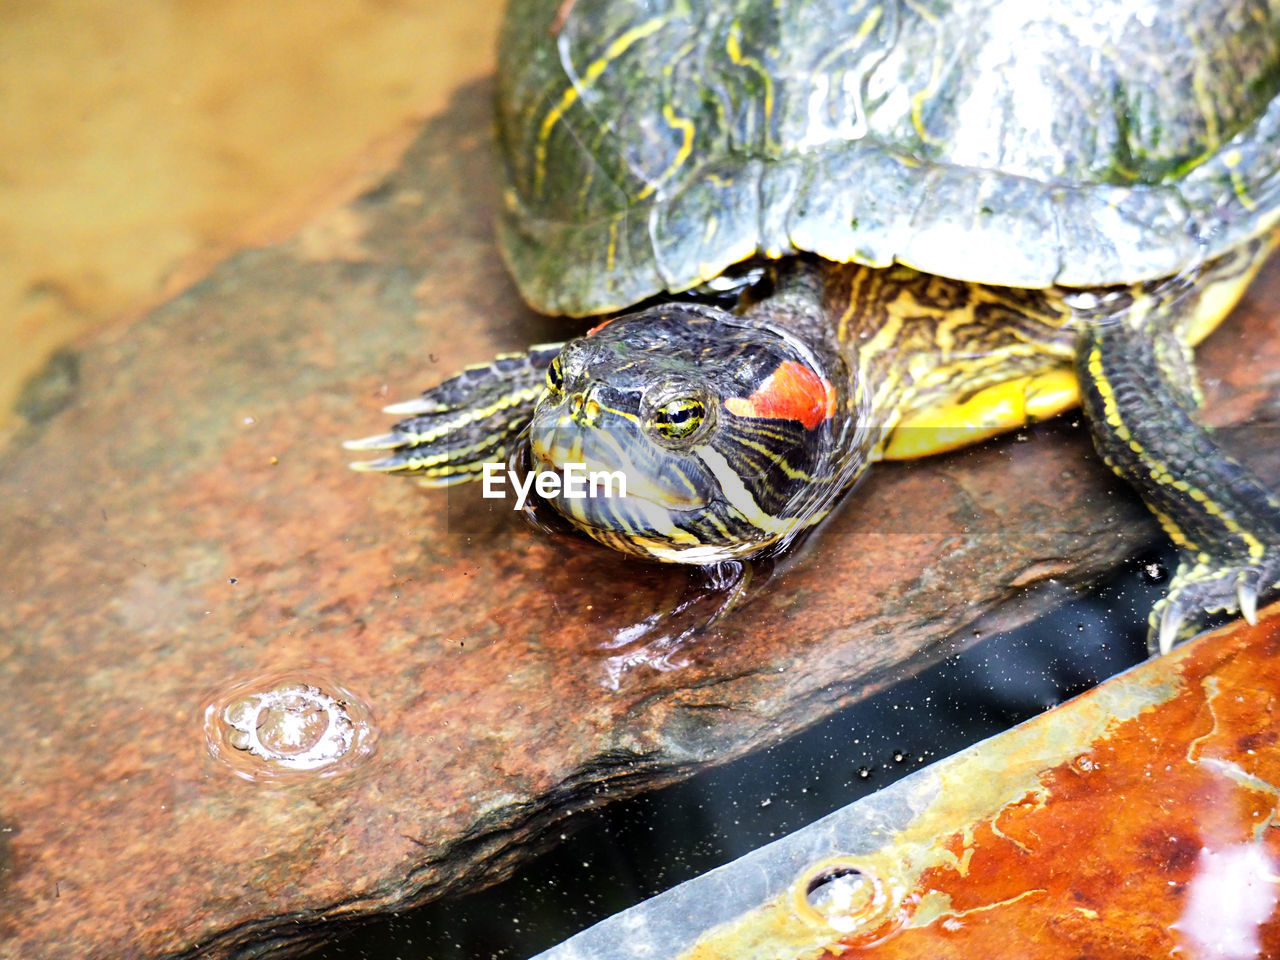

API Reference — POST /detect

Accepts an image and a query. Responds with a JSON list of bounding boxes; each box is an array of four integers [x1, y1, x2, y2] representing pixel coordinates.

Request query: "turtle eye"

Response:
[[545, 356, 564, 394], [653, 396, 706, 441]]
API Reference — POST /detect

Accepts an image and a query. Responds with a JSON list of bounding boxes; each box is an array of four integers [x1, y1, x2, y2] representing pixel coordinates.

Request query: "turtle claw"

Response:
[[347, 454, 399, 472], [342, 432, 404, 452], [1237, 571, 1261, 626], [1155, 598, 1190, 657], [1148, 551, 1280, 655], [381, 396, 444, 416]]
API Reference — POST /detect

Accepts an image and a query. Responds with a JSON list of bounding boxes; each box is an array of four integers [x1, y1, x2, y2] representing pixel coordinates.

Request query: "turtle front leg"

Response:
[[345, 343, 564, 483], [1076, 292, 1280, 654]]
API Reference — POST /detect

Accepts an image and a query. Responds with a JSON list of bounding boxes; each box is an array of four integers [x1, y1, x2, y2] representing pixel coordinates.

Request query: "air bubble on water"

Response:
[[1139, 561, 1168, 585], [805, 867, 874, 931], [203, 668, 377, 782], [797, 860, 910, 942]]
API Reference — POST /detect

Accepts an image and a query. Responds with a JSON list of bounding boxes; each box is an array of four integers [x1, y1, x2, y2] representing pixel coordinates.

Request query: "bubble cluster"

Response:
[[794, 858, 912, 946], [203, 669, 377, 781], [805, 865, 879, 930]]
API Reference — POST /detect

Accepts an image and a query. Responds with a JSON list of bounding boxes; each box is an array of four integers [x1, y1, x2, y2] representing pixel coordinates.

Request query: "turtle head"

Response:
[[524, 303, 859, 563]]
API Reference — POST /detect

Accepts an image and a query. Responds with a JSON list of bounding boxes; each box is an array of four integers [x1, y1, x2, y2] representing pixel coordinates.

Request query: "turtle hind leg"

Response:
[[1076, 294, 1280, 654], [345, 343, 564, 484]]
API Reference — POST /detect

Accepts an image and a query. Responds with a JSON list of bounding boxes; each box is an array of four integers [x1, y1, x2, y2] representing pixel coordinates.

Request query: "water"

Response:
[[203, 668, 378, 782], [0, 0, 505, 438], [305, 543, 1172, 959]]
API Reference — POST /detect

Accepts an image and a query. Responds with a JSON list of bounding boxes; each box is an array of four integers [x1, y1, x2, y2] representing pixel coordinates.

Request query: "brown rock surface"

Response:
[[1, 82, 1278, 960]]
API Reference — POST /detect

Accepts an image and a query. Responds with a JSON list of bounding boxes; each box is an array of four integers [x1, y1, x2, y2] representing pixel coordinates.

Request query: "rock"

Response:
[[1, 81, 1278, 960]]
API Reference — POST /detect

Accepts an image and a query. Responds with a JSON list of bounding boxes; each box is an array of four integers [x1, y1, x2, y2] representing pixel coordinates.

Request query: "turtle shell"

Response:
[[496, 0, 1280, 316]]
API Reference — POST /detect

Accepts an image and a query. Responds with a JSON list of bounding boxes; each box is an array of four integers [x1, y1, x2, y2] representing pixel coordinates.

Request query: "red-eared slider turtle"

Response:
[[349, 0, 1280, 653]]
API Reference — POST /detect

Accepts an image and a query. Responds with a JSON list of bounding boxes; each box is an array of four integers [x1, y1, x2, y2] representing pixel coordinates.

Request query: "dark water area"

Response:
[[309, 543, 1176, 960]]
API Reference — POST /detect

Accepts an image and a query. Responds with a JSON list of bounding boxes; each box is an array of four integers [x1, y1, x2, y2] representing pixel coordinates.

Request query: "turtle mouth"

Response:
[[529, 417, 708, 513], [518, 414, 717, 561]]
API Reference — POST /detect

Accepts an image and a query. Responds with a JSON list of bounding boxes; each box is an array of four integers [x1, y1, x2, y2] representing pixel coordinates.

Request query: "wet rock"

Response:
[[0, 81, 1278, 959]]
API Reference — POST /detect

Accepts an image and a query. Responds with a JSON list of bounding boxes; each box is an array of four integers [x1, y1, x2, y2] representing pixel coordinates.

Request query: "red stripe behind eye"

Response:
[[723, 360, 836, 430]]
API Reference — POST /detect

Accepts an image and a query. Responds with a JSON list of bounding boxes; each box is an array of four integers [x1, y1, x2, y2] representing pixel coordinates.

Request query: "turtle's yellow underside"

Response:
[[881, 367, 1080, 460], [872, 241, 1271, 461]]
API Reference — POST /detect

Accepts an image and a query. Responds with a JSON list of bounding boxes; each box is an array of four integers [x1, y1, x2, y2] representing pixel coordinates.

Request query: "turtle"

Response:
[[348, 0, 1280, 654]]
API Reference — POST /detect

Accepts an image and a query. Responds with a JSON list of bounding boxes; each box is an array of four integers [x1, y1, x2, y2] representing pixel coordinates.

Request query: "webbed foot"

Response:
[[345, 343, 563, 482], [1150, 550, 1280, 654]]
